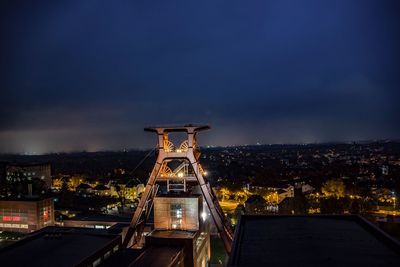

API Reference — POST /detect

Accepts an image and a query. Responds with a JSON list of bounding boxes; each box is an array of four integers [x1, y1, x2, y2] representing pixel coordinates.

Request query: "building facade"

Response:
[[6, 163, 52, 188], [0, 197, 54, 233], [0, 162, 6, 185]]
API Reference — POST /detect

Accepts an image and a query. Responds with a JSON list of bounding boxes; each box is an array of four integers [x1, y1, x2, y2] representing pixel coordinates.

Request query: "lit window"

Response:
[[43, 210, 49, 221], [170, 204, 183, 230]]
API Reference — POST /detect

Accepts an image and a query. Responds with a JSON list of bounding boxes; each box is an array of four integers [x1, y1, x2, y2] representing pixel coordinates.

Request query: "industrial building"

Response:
[[0, 197, 54, 233], [0, 162, 6, 185], [115, 125, 216, 266], [6, 162, 52, 188]]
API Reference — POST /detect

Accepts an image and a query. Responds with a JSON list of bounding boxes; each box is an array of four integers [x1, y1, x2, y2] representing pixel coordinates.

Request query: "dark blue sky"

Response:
[[1, 0, 399, 153]]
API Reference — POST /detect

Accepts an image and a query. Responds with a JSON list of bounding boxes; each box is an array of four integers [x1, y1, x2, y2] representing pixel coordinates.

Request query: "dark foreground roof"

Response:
[[99, 248, 144, 267], [229, 215, 400, 267], [0, 227, 120, 267], [100, 246, 183, 267], [129, 246, 183, 267]]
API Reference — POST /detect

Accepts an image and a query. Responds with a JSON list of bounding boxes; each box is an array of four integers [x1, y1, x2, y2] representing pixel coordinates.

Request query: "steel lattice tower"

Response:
[[123, 125, 234, 253]]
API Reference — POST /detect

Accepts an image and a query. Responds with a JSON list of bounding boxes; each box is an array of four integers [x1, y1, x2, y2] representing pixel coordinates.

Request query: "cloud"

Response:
[[0, 0, 399, 153]]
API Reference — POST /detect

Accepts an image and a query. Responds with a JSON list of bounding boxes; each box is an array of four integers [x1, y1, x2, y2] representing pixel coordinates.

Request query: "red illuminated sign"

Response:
[[2, 216, 20, 222]]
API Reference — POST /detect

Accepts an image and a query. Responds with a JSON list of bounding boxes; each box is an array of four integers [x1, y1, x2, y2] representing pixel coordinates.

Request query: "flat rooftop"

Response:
[[229, 215, 400, 267], [100, 246, 183, 267], [0, 196, 53, 202], [99, 248, 144, 267], [148, 229, 197, 239], [0, 227, 120, 267], [5, 162, 50, 167], [128, 246, 183, 267], [68, 214, 132, 222]]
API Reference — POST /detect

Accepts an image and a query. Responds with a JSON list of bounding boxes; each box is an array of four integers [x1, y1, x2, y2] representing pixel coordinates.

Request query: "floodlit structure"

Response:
[[123, 125, 234, 255]]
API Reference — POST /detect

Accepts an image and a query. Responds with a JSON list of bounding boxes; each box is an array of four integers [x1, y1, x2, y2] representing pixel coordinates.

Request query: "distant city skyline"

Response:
[[1, 139, 399, 156], [1, 0, 399, 154]]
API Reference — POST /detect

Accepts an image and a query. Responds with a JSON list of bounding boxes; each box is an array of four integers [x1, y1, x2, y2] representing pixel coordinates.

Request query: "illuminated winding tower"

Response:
[[123, 125, 234, 265]]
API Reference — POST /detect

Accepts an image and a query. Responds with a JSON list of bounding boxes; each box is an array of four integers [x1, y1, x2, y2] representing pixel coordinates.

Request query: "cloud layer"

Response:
[[1, 0, 399, 153]]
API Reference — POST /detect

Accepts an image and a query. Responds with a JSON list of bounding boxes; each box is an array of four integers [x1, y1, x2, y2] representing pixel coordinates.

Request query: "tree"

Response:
[[216, 187, 231, 201], [293, 189, 309, 214], [321, 179, 345, 199], [115, 184, 125, 212], [245, 194, 268, 214], [233, 190, 248, 203], [349, 199, 360, 214], [264, 191, 279, 204], [320, 197, 346, 214], [60, 180, 73, 207]]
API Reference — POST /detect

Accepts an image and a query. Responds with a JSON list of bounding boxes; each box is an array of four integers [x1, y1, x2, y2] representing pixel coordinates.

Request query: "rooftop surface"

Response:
[[0, 196, 53, 202], [128, 246, 183, 267], [100, 246, 183, 267], [99, 248, 144, 267], [0, 227, 120, 267], [148, 229, 197, 239], [68, 213, 132, 222], [5, 162, 51, 167], [229, 215, 400, 267]]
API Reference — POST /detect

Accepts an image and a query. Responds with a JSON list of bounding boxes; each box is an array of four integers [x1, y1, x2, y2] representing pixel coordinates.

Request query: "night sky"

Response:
[[1, 0, 399, 154]]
